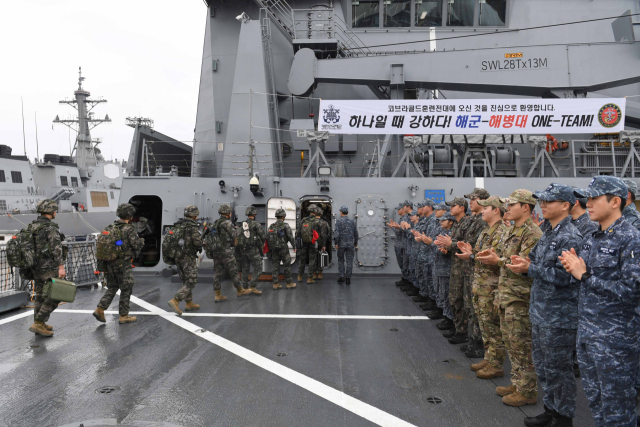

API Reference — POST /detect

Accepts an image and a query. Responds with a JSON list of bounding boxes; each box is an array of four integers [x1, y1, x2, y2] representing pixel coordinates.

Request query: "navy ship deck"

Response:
[[0, 274, 596, 427]]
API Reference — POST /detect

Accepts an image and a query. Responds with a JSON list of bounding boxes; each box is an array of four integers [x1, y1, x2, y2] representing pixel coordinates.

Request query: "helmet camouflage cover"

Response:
[[275, 208, 286, 218], [218, 204, 232, 215], [117, 203, 136, 218], [36, 199, 58, 214], [246, 206, 258, 216], [184, 205, 199, 217]]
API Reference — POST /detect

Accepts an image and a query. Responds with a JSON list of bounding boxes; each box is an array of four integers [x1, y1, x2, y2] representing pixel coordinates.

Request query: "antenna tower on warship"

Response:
[[53, 67, 111, 183]]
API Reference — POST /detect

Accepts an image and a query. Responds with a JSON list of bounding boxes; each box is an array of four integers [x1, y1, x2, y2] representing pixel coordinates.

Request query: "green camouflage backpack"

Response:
[[203, 218, 225, 258], [267, 221, 287, 249], [162, 220, 196, 265], [96, 223, 125, 262], [7, 227, 39, 275], [300, 216, 316, 244], [238, 220, 262, 250]]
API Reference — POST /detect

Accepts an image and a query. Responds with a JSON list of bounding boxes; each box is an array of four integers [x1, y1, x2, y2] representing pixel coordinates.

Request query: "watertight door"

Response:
[[267, 197, 297, 264], [355, 195, 389, 268]]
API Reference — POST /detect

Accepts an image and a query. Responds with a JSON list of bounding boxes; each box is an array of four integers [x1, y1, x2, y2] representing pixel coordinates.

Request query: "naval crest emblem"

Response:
[[598, 103, 622, 128], [323, 104, 340, 124]]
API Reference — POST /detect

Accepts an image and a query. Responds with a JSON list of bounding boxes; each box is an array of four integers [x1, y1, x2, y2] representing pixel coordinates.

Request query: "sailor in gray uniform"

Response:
[[334, 206, 358, 285], [622, 179, 640, 231]]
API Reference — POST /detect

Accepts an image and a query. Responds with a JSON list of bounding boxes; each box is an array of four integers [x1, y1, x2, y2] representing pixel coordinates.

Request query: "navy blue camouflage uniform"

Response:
[[334, 207, 358, 279], [435, 214, 453, 319], [572, 212, 598, 238], [528, 185, 583, 419], [400, 201, 413, 281], [418, 210, 437, 299], [574, 177, 640, 427], [622, 204, 640, 230]]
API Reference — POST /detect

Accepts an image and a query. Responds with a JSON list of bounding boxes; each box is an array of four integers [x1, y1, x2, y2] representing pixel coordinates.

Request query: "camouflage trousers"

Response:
[[449, 263, 467, 334], [473, 294, 505, 369], [464, 275, 481, 343], [271, 247, 293, 284], [436, 276, 452, 320], [212, 251, 243, 292], [237, 248, 263, 289], [578, 340, 638, 427], [500, 302, 537, 399], [174, 256, 198, 302], [532, 325, 577, 418], [298, 243, 318, 276], [394, 246, 406, 279], [33, 270, 59, 323], [403, 248, 411, 282], [98, 263, 135, 316], [337, 246, 355, 278], [417, 256, 434, 299]]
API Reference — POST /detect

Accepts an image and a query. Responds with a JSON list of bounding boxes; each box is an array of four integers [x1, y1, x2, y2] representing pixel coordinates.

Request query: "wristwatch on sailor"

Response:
[[469, 253, 475, 261], [580, 272, 592, 282]]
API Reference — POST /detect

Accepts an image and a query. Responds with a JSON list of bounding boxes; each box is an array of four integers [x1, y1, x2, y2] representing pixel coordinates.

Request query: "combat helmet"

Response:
[[184, 205, 199, 218], [218, 204, 232, 215], [36, 199, 58, 214], [246, 206, 258, 216], [275, 208, 286, 218], [117, 203, 136, 219]]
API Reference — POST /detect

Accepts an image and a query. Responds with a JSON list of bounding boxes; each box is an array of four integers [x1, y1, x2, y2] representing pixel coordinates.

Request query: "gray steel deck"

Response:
[[0, 274, 596, 427]]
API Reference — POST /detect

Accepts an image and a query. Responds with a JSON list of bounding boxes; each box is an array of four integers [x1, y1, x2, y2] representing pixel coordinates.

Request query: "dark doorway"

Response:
[[128, 195, 162, 267]]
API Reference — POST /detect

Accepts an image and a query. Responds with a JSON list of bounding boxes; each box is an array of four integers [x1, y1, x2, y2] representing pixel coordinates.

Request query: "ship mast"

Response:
[[53, 67, 111, 181]]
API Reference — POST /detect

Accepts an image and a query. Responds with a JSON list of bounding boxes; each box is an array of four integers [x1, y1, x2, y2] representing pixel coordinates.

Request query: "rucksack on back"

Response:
[[96, 224, 124, 262], [203, 219, 224, 258], [162, 222, 190, 265], [301, 217, 315, 244], [7, 228, 37, 271], [267, 223, 286, 249]]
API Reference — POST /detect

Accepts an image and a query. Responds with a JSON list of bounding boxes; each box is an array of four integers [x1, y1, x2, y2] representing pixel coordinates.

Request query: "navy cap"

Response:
[[533, 183, 576, 204], [396, 204, 404, 210], [339, 206, 349, 213], [434, 202, 450, 211], [409, 209, 419, 217], [439, 212, 455, 222], [403, 200, 414, 208], [571, 186, 587, 205], [423, 199, 436, 208], [623, 179, 637, 197], [574, 176, 628, 199]]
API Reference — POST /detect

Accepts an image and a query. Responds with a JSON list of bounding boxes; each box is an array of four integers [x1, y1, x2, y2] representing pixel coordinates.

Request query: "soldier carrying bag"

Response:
[[42, 278, 77, 303]]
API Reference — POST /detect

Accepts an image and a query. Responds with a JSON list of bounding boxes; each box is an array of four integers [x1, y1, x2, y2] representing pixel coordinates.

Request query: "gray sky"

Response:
[[0, 0, 205, 162]]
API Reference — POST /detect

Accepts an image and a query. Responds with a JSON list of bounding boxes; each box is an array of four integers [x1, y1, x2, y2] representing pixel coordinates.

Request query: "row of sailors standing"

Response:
[[388, 176, 640, 427]]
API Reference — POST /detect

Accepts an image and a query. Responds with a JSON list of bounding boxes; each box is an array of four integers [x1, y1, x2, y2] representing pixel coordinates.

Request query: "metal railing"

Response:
[[0, 240, 102, 296]]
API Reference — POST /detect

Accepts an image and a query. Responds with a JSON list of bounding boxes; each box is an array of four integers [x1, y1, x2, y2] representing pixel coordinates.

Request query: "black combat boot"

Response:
[[547, 414, 573, 427], [345, 278, 350, 285], [524, 406, 553, 427], [400, 285, 413, 291], [419, 300, 438, 311], [464, 341, 485, 358], [425, 309, 443, 319], [436, 318, 454, 330], [405, 288, 419, 297], [412, 295, 427, 302], [337, 277, 345, 283], [442, 328, 457, 338], [448, 333, 469, 344], [395, 279, 404, 287]]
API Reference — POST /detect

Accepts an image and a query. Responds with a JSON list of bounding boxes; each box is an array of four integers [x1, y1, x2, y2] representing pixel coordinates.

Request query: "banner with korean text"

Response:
[[318, 99, 626, 135]]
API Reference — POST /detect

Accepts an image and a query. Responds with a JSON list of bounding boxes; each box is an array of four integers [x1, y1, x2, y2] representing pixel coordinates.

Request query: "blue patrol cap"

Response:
[[533, 183, 576, 205], [423, 199, 436, 208], [409, 209, 419, 216], [439, 212, 455, 221], [339, 205, 349, 213], [434, 202, 450, 211], [396, 203, 404, 210], [403, 200, 414, 208], [574, 176, 628, 199], [623, 179, 637, 197], [571, 186, 587, 205]]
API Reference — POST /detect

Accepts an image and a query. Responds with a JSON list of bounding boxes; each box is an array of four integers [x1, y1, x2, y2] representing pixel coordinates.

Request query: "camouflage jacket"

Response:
[[528, 216, 582, 329], [473, 221, 507, 297], [449, 213, 486, 271], [238, 218, 266, 252], [29, 217, 64, 275], [108, 219, 145, 266], [424, 214, 441, 259], [268, 219, 295, 249], [334, 216, 358, 247], [434, 226, 452, 277], [496, 217, 542, 307], [395, 213, 410, 249], [317, 217, 331, 248], [212, 216, 237, 254], [175, 218, 202, 259], [623, 204, 640, 231], [578, 217, 640, 348], [572, 212, 598, 241], [415, 214, 434, 257], [447, 215, 470, 265]]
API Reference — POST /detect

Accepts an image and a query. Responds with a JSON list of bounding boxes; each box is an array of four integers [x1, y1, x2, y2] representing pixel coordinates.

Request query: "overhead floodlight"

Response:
[[318, 166, 332, 176]]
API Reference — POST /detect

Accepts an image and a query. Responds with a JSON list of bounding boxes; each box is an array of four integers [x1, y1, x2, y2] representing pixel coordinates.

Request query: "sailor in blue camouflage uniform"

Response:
[[400, 201, 414, 287], [570, 191, 598, 239], [413, 201, 437, 308], [417, 200, 442, 316], [406, 209, 421, 295], [334, 206, 358, 285], [434, 212, 455, 329], [622, 179, 640, 231], [389, 203, 410, 286], [431, 203, 450, 319], [508, 184, 582, 427], [560, 176, 640, 427]]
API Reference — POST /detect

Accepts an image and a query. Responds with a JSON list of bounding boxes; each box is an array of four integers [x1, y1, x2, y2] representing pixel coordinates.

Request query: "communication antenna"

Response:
[[21, 97, 26, 156], [34, 112, 40, 161]]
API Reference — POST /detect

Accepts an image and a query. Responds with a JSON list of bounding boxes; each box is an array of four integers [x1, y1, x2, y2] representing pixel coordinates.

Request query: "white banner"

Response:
[[318, 98, 626, 135]]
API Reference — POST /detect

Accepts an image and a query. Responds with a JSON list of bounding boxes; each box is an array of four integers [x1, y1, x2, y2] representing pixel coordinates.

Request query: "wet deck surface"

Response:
[[0, 274, 596, 427]]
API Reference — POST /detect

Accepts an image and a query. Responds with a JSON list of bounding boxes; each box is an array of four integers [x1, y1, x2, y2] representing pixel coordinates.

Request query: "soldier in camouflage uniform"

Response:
[[430, 203, 450, 320], [570, 192, 598, 238], [93, 203, 145, 324], [207, 204, 252, 302], [505, 184, 582, 426], [268, 208, 296, 289], [560, 176, 640, 427], [28, 199, 66, 337], [413, 200, 439, 315], [432, 212, 454, 330], [312, 206, 330, 280], [297, 204, 321, 284], [460, 188, 490, 356], [622, 179, 640, 231], [167, 205, 203, 316], [389, 203, 411, 286], [399, 201, 414, 287], [477, 189, 542, 407], [409, 202, 427, 300], [334, 206, 358, 285], [405, 209, 420, 295], [457, 196, 508, 373], [236, 206, 266, 295]]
